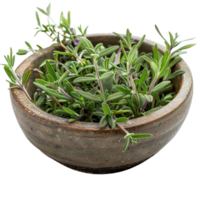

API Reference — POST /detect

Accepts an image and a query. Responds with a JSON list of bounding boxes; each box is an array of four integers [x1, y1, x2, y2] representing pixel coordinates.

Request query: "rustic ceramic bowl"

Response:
[[10, 34, 193, 174]]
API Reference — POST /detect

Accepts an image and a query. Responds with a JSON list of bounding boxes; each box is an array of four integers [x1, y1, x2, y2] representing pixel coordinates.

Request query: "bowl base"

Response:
[[56, 158, 150, 174]]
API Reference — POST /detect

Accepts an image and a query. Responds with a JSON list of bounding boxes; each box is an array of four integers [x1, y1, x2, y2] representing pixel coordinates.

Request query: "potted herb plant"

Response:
[[2, 4, 195, 173]]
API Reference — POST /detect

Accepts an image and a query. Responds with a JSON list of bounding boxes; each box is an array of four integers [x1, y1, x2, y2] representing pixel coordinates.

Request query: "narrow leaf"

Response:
[[153, 23, 169, 43], [76, 90, 102, 103], [98, 46, 119, 58], [63, 107, 79, 117], [122, 138, 130, 152], [168, 70, 185, 80], [22, 70, 31, 85], [46, 60, 57, 81], [151, 81, 171, 95], [171, 50, 189, 59], [99, 115, 108, 128], [102, 103, 111, 116], [115, 117, 129, 123], [23, 40, 35, 51], [73, 77, 97, 83], [99, 71, 114, 81]]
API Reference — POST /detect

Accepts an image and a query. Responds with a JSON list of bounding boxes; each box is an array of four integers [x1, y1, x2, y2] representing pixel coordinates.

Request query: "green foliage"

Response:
[[2, 5, 196, 153]]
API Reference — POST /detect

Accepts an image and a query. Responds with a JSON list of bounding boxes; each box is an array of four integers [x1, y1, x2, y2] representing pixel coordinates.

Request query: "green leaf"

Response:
[[73, 77, 97, 83], [171, 51, 186, 59], [126, 29, 132, 49], [3, 79, 17, 85], [99, 71, 114, 81], [98, 46, 119, 58], [135, 35, 145, 49], [34, 6, 47, 16], [168, 70, 185, 80], [109, 52, 116, 63], [36, 94, 45, 107], [104, 58, 109, 70], [112, 110, 133, 115], [58, 71, 69, 86], [113, 32, 129, 48], [8, 86, 20, 90], [144, 94, 153, 102], [47, 74, 54, 82], [102, 76, 113, 94], [11, 54, 17, 69], [129, 133, 152, 139], [154, 44, 159, 62], [69, 118, 78, 123], [127, 46, 137, 63], [108, 115, 116, 130], [122, 138, 130, 152], [63, 107, 79, 117], [16, 50, 29, 55], [7, 46, 14, 67], [95, 43, 103, 52], [99, 115, 108, 128], [168, 57, 182, 68], [33, 82, 71, 101], [151, 81, 171, 95], [102, 103, 111, 116], [153, 23, 169, 43], [139, 93, 146, 108], [161, 50, 169, 69], [23, 40, 35, 51], [77, 65, 94, 73], [34, 10, 42, 28], [169, 32, 174, 46], [53, 51, 72, 56], [46, 60, 57, 81], [115, 117, 129, 123], [173, 44, 196, 53], [119, 40, 128, 60], [138, 68, 147, 91], [4, 66, 16, 83], [83, 25, 91, 37], [80, 37, 94, 49], [67, 11, 71, 29], [45, 1, 53, 16], [87, 101, 95, 112], [106, 92, 127, 102], [174, 33, 198, 49], [78, 23, 83, 34], [76, 90, 102, 103], [22, 70, 31, 85], [65, 81, 75, 94], [154, 93, 160, 106], [115, 85, 131, 94], [163, 68, 171, 80], [35, 79, 49, 86], [158, 52, 171, 78]]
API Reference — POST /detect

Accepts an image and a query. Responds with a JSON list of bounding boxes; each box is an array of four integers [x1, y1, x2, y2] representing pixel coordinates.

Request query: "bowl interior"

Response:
[[25, 34, 182, 104]]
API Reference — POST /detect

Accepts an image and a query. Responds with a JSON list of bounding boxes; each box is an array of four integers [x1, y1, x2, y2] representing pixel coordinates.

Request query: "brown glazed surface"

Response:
[[10, 34, 193, 174]]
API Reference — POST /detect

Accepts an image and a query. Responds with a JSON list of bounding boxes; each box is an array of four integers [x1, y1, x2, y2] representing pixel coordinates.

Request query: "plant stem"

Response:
[[52, 97, 62, 108], [94, 59, 104, 95], [129, 74, 140, 106], [58, 88, 76, 102], [44, 31, 84, 64], [140, 76, 157, 112], [11, 69, 32, 101], [113, 116, 129, 135]]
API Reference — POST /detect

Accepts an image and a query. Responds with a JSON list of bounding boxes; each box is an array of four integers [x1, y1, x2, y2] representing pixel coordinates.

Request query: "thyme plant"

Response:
[[2, 4, 196, 152]]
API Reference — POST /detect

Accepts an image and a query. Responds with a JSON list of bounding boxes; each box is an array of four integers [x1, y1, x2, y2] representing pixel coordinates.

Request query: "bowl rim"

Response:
[[10, 34, 193, 132]]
